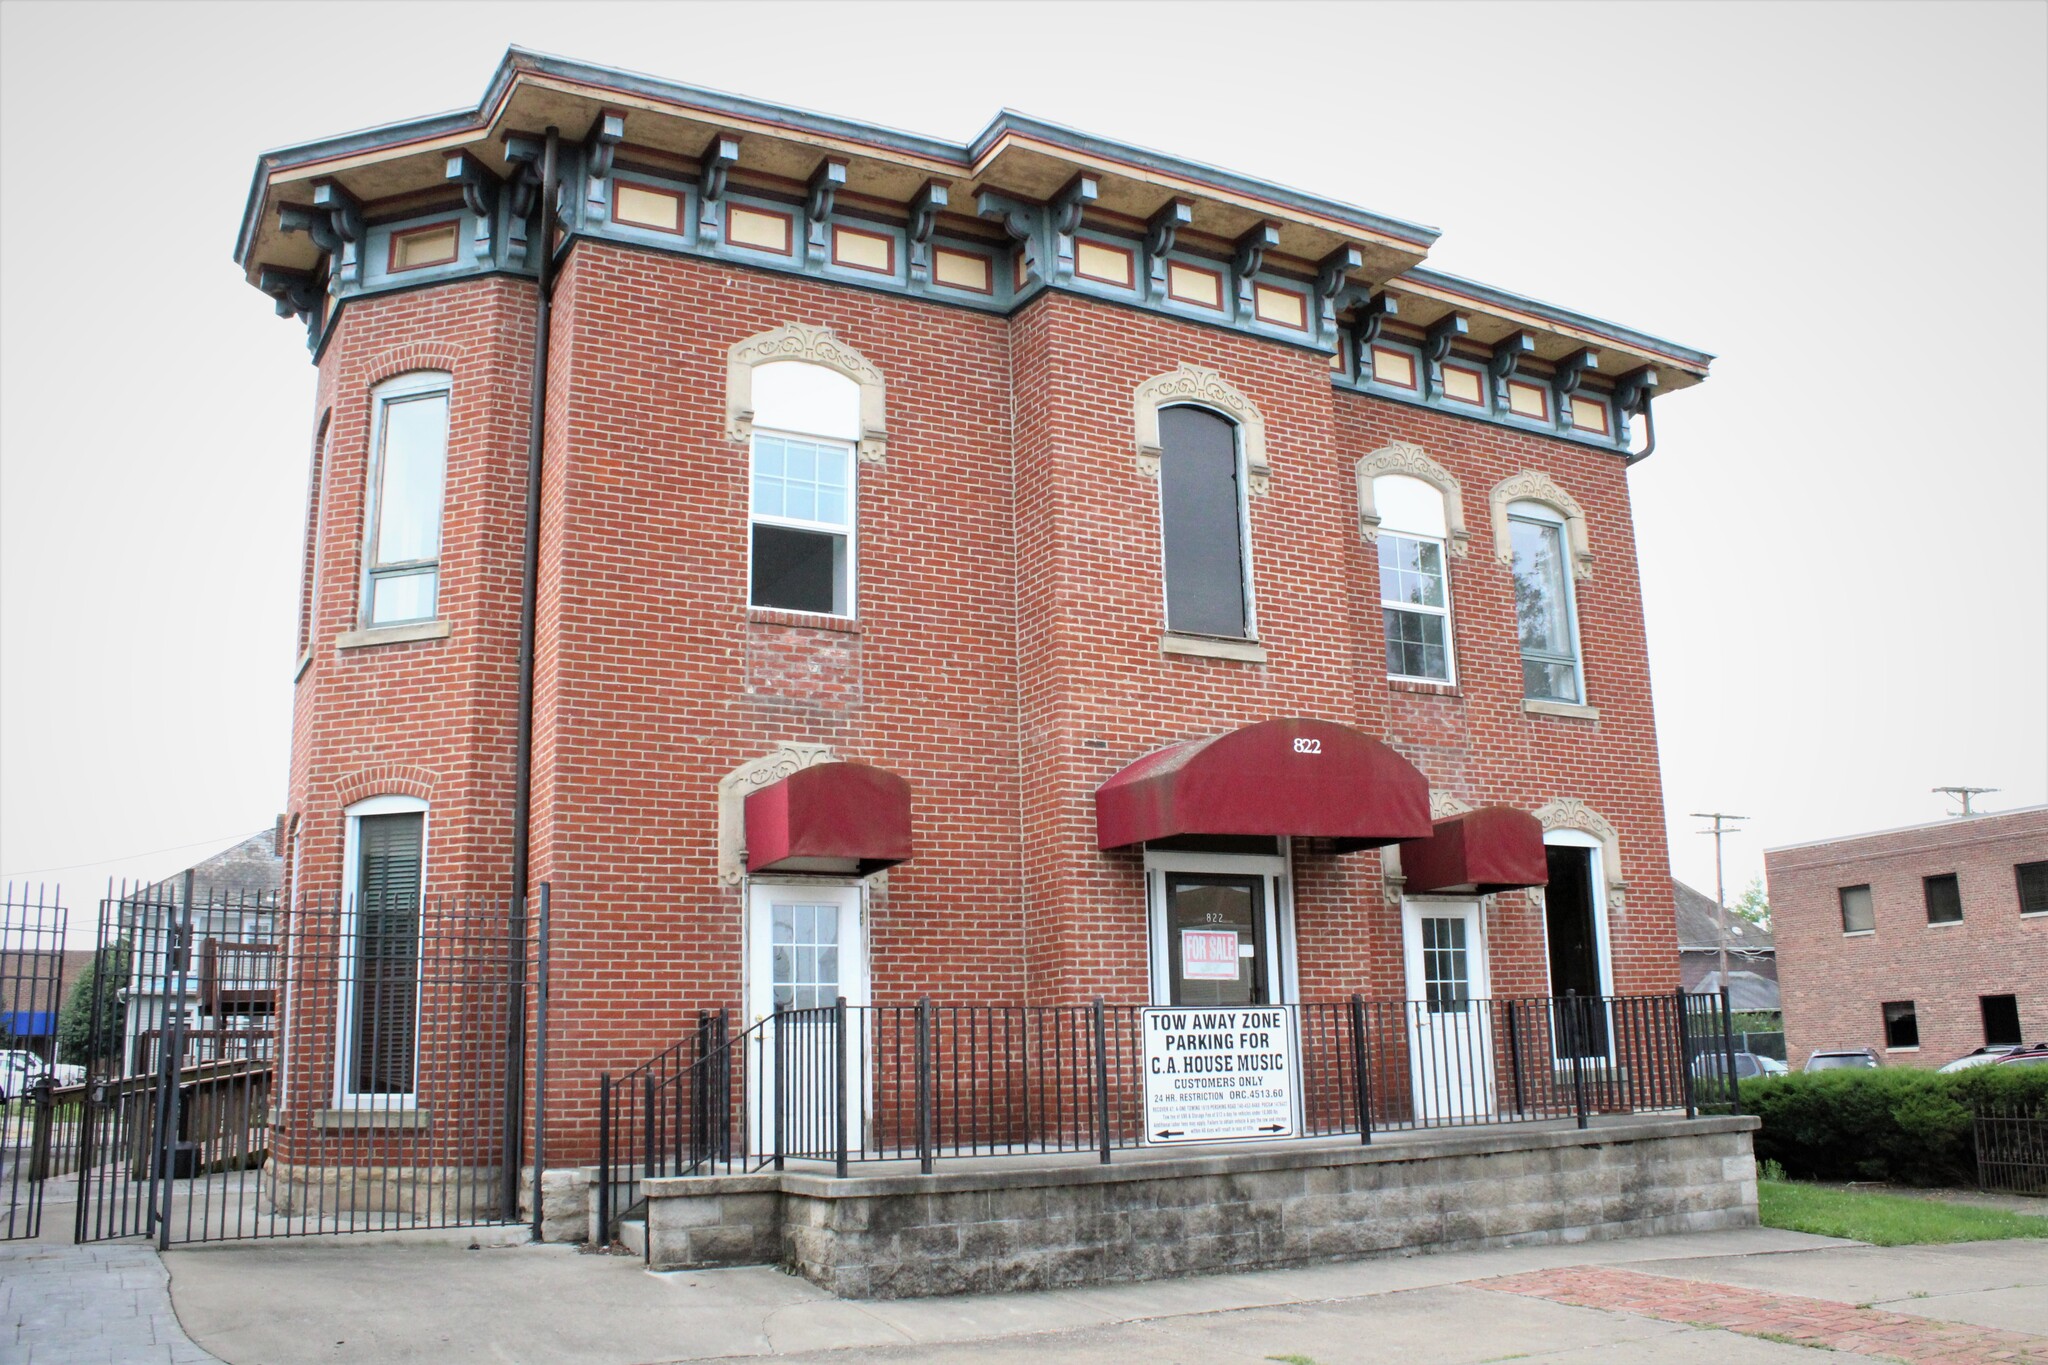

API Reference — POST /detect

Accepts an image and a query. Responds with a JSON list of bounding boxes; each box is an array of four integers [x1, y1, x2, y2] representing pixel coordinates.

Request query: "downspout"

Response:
[[503, 126, 558, 1221], [1623, 395, 1657, 466]]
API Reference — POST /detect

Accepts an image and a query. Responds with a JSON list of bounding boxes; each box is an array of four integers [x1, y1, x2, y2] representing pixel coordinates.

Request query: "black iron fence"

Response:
[[597, 989, 1740, 1240], [1975, 1105, 2048, 1196], [2, 884, 71, 1240]]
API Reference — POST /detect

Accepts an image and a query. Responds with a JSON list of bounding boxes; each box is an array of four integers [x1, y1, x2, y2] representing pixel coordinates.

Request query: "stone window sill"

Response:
[[1885, 1046, 1920, 1054], [337, 620, 452, 651], [1160, 632, 1267, 663], [1842, 929, 1875, 938], [748, 607, 861, 634], [292, 650, 312, 682], [1390, 678, 1460, 699], [1523, 698, 1600, 721], [312, 1107, 430, 1132], [1926, 919, 1964, 929]]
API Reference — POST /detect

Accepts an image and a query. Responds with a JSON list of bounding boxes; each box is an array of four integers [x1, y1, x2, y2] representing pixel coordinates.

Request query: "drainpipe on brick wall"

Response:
[[1623, 396, 1657, 466], [503, 126, 558, 1222]]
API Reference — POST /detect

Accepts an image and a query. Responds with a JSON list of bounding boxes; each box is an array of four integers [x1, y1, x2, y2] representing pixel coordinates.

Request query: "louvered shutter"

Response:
[[351, 813, 422, 1094]]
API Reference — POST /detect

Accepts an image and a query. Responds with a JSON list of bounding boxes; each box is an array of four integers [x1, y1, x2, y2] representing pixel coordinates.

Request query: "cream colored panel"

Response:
[[728, 205, 791, 254], [1372, 348, 1417, 389], [1167, 262, 1223, 308], [1076, 240, 1134, 287], [1443, 366, 1485, 405], [833, 226, 893, 273], [1507, 380, 1549, 419], [392, 224, 457, 271], [615, 184, 682, 232], [1570, 396, 1610, 434], [933, 248, 992, 292], [1255, 284, 1307, 329]]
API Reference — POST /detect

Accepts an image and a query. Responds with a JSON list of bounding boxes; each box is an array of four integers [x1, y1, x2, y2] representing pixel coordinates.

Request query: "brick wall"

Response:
[[1766, 807, 2048, 1067]]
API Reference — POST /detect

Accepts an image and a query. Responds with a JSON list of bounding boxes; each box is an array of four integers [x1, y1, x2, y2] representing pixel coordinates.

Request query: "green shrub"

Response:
[[1741, 1066, 2048, 1186]]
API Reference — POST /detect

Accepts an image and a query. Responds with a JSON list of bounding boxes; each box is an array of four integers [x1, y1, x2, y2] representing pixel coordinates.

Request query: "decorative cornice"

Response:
[[1132, 364, 1270, 494], [1355, 442, 1471, 556], [1489, 470, 1594, 578], [717, 744, 834, 885], [726, 324, 889, 463]]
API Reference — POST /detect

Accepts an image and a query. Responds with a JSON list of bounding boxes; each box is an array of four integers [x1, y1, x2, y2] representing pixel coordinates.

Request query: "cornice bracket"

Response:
[[1349, 292, 1399, 383], [907, 180, 949, 285], [1232, 221, 1280, 315], [1613, 365, 1659, 446], [805, 158, 848, 265], [258, 266, 324, 354], [1422, 312, 1469, 400], [1553, 347, 1598, 429], [1489, 330, 1536, 413], [1315, 245, 1363, 342], [581, 111, 626, 224], [1051, 174, 1099, 282], [976, 189, 1041, 289], [299, 179, 362, 289], [698, 133, 741, 245], [1144, 198, 1193, 301], [445, 152, 499, 264], [501, 133, 546, 265]]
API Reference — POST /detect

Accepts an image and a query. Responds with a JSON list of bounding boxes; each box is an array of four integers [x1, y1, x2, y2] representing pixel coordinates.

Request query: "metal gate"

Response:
[[71, 877, 548, 1246], [2, 884, 70, 1240]]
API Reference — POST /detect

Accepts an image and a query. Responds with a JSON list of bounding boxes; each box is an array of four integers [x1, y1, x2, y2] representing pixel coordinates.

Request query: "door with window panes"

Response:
[[744, 884, 865, 1155], [1402, 900, 1495, 1119]]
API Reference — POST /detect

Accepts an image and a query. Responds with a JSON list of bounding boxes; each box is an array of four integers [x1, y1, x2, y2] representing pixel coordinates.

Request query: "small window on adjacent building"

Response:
[[748, 362, 859, 617], [1924, 873, 1963, 925], [1839, 884, 1875, 934], [1882, 1000, 1919, 1050], [1508, 502, 1582, 703], [1158, 405, 1252, 640], [2017, 861, 2048, 916], [1374, 474, 1455, 683], [363, 372, 451, 627], [1981, 993, 2022, 1048]]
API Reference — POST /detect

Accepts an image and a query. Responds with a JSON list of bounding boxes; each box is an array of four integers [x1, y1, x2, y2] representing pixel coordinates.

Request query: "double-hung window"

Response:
[[748, 362, 859, 617], [1158, 405, 1253, 639], [1509, 502, 1583, 703], [1374, 474, 1456, 682], [363, 372, 450, 627]]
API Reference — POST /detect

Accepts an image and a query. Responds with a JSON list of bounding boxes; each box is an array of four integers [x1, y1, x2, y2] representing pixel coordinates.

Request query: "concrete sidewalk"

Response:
[[150, 1227, 2048, 1365]]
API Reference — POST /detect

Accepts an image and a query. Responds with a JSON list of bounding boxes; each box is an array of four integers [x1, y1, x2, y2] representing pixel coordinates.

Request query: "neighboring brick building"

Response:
[[234, 50, 1713, 1178], [1767, 806, 2048, 1068]]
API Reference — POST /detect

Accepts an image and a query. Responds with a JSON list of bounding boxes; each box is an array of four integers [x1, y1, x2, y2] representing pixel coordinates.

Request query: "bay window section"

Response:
[[1373, 474, 1455, 683], [363, 374, 450, 627], [1509, 504, 1583, 703]]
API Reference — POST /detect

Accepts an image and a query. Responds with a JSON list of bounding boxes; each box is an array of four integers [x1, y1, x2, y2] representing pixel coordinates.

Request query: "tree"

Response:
[[56, 940, 129, 1069], [1730, 876, 1770, 929]]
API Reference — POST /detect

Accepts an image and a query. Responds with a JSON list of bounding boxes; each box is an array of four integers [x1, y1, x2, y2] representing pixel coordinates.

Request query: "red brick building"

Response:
[[1767, 806, 2048, 1069], [236, 50, 1715, 1184]]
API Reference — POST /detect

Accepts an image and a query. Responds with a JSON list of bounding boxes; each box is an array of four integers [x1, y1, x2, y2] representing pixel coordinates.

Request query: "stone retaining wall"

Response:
[[639, 1116, 1760, 1298]]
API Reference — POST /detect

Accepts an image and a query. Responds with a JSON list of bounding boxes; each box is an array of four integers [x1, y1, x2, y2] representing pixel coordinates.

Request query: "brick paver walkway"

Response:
[[1481, 1264, 2046, 1364]]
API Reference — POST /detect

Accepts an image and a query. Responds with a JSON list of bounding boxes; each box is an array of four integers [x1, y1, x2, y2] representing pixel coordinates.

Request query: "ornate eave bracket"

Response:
[[1422, 312, 1469, 401], [717, 744, 835, 885], [805, 158, 849, 266], [1315, 246, 1363, 347], [1143, 198, 1193, 302], [1552, 347, 1598, 431], [1612, 366, 1660, 448], [1050, 173, 1099, 283], [907, 180, 949, 286], [1132, 363, 1271, 495], [500, 132, 547, 266], [1489, 331, 1536, 415], [277, 179, 362, 297], [1347, 293, 1399, 384], [445, 152, 501, 266], [1489, 470, 1594, 578], [1356, 442, 1472, 555], [725, 323, 890, 464], [697, 133, 741, 247], [579, 111, 627, 228], [1231, 221, 1280, 321], [257, 266, 325, 352], [976, 190, 1042, 291]]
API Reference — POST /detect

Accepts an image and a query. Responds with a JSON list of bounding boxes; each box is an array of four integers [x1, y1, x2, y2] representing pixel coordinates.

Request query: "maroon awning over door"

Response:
[[1398, 806, 1548, 894], [1094, 717, 1431, 851], [745, 761, 913, 876]]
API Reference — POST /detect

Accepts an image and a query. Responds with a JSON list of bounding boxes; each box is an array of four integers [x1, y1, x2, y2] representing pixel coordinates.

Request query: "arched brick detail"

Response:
[[361, 342, 466, 388], [333, 764, 438, 808]]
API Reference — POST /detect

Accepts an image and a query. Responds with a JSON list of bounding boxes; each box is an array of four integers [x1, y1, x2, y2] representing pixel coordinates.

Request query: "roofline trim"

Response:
[[1395, 268, 1715, 373], [1763, 803, 2048, 856]]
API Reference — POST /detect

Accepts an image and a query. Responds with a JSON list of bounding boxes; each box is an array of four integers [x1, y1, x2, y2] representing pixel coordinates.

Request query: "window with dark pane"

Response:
[[750, 433, 851, 615], [1544, 844, 1609, 1055], [1158, 406, 1249, 639], [1421, 916, 1470, 1014], [1838, 884, 1875, 933], [2017, 861, 2048, 916], [1882, 1000, 1919, 1049], [1923, 873, 1963, 924], [351, 812, 422, 1094], [1981, 994, 2022, 1047]]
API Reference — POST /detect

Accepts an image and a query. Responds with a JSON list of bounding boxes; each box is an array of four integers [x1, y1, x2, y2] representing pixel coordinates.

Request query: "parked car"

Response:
[[1995, 1043, 2048, 1066], [1803, 1048, 1880, 1072], [1938, 1045, 2020, 1073], [1694, 1051, 1788, 1081], [0, 1049, 48, 1102]]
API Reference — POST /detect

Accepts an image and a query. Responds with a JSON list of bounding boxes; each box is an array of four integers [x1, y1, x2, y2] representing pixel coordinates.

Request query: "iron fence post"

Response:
[[157, 872, 196, 1250], [74, 897, 108, 1243], [597, 1072, 611, 1242], [772, 1003, 786, 1173], [717, 1007, 731, 1165], [529, 884, 552, 1242], [642, 1072, 656, 1180], [1091, 997, 1111, 1165], [834, 996, 849, 1178], [1675, 989, 1696, 1119], [1719, 987, 1742, 1116], [1506, 1001, 1526, 1117], [1348, 993, 1373, 1145], [916, 996, 934, 1175], [1568, 993, 1589, 1131]]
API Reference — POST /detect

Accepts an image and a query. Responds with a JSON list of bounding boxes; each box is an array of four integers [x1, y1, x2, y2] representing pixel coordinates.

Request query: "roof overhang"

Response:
[[1397, 806, 1549, 896], [1095, 718, 1431, 852], [745, 761, 912, 877]]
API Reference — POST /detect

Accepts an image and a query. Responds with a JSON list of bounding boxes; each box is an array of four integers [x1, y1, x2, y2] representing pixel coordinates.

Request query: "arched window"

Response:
[[748, 361, 860, 616], [362, 372, 451, 628], [1508, 499, 1584, 703], [1158, 405, 1253, 639], [1373, 474, 1456, 683]]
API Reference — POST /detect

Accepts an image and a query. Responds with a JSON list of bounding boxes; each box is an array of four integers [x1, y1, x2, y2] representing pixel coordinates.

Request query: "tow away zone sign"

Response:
[[1140, 1006, 1299, 1145]]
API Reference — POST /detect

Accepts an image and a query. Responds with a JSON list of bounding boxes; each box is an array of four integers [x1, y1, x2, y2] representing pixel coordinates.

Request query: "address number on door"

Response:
[[1292, 738, 1322, 754]]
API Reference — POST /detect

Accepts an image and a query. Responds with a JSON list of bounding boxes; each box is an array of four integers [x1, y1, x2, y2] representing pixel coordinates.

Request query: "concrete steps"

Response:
[[619, 1216, 647, 1259]]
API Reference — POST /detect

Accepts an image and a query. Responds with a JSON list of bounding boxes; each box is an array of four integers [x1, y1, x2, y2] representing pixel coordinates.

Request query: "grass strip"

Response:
[[1758, 1178, 2048, 1245]]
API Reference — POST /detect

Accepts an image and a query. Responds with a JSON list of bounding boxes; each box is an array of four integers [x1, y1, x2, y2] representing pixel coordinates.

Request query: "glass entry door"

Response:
[[1164, 873, 1267, 1006]]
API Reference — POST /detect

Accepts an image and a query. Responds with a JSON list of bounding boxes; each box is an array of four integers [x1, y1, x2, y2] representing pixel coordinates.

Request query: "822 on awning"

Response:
[[1140, 1006, 1300, 1145]]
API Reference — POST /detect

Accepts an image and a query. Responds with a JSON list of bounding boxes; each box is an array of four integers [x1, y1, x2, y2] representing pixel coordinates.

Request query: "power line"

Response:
[[1691, 811, 1749, 995], [0, 829, 257, 881], [1932, 785, 1997, 817]]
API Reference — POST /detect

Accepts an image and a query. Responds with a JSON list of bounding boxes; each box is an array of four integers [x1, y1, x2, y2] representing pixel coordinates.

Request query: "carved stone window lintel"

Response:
[[1355, 441, 1471, 556], [718, 743, 835, 885], [1533, 796, 1627, 913], [726, 324, 889, 464], [1490, 470, 1594, 578], [1132, 363, 1271, 495]]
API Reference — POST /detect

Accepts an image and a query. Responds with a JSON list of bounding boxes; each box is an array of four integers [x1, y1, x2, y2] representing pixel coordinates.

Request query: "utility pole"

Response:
[[1691, 812, 1748, 995], [1932, 785, 1997, 817]]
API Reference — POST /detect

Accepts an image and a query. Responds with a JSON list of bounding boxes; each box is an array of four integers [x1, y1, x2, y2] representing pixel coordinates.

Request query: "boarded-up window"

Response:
[[1158, 406, 1249, 639]]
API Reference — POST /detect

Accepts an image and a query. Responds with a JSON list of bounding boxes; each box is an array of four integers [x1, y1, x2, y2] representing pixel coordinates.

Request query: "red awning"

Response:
[[746, 761, 912, 876], [1095, 718, 1431, 851], [1398, 806, 1548, 894]]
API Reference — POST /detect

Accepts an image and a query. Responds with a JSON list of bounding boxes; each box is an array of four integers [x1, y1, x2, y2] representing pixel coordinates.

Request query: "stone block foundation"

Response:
[[638, 1114, 1760, 1298]]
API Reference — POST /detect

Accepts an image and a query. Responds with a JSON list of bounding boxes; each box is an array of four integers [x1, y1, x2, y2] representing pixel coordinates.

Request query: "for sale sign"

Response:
[[1179, 929, 1241, 980], [1140, 1006, 1300, 1145]]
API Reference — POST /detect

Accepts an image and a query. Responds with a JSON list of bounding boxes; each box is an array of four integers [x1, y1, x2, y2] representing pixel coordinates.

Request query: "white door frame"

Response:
[[1142, 845, 1297, 1006], [1539, 829, 1616, 1063], [1400, 896, 1496, 1119], [742, 880, 867, 1157]]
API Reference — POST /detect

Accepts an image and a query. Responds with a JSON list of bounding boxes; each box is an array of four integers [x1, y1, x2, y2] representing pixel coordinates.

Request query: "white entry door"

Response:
[[745, 883, 866, 1156], [1401, 900, 1496, 1121]]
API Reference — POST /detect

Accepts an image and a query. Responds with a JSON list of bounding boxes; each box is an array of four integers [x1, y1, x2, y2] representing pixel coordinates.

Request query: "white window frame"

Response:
[[361, 371, 452, 629], [1374, 474, 1458, 685], [1154, 402, 1260, 642], [746, 425, 859, 619], [1141, 844, 1296, 1007], [335, 793, 428, 1107], [1539, 827, 1616, 1064], [1508, 499, 1587, 704]]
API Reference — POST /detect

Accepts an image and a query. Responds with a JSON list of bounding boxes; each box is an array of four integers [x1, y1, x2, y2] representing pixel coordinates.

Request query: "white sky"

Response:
[[2, 1, 2043, 929]]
